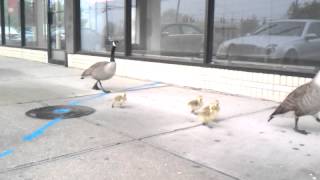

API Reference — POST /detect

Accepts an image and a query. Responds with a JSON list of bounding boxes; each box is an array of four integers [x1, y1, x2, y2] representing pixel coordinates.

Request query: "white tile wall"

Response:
[[68, 54, 313, 102], [1, 47, 313, 102], [0, 47, 47, 63]]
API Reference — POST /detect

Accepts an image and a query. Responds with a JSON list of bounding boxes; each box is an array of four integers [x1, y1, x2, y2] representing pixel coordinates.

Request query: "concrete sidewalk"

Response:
[[0, 56, 319, 180]]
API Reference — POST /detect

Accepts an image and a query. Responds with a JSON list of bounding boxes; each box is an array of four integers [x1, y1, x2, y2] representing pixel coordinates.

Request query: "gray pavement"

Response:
[[0, 56, 319, 180]]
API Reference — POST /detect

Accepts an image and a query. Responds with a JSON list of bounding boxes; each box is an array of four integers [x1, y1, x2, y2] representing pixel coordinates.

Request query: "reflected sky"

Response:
[[160, 0, 316, 20], [215, 0, 315, 19]]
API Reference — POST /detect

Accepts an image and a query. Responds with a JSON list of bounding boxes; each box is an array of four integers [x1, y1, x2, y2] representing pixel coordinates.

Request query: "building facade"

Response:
[[0, 0, 320, 101]]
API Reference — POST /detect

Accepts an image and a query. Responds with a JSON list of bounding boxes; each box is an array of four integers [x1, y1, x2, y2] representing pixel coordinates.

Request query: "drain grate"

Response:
[[25, 105, 95, 120]]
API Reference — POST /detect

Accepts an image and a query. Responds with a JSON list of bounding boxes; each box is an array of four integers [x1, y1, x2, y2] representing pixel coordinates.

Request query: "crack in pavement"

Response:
[[141, 141, 242, 180], [0, 105, 276, 179], [0, 139, 135, 174], [0, 83, 170, 107], [0, 93, 99, 107], [137, 105, 277, 141]]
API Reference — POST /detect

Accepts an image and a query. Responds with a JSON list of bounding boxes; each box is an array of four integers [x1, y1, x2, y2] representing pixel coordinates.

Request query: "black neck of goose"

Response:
[[110, 46, 116, 62]]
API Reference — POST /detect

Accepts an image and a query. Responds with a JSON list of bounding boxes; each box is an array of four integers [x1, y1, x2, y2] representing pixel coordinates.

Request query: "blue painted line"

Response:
[[125, 82, 162, 91], [68, 100, 80, 106], [68, 93, 107, 106], [0, 149, 14, 158], [23, 117, 63, 142], [53, 108, 71, 114], [68, 81, 163, 106], [126, 84, 164, 92], [0, 81, 164, 158]]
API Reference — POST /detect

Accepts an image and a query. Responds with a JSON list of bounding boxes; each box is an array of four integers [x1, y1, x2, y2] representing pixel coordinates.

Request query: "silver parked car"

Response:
[[216, 19, 320, 63], [161, 23, 204, 56]]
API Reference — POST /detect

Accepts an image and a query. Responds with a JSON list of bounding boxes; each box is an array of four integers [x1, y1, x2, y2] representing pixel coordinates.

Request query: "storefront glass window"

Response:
[[132, 0, 205, 63], [4, 0, 21, 46], [80, 0, 125, 53], [25, 0, 48, 48], [214, 0, 320, 68]]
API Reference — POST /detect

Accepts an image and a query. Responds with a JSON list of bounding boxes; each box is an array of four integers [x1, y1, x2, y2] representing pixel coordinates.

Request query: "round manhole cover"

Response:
[[26, 105, 95, 120]]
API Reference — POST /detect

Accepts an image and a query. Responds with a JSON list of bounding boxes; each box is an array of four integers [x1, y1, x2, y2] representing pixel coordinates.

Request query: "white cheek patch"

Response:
[[112, 41, 116, 46]]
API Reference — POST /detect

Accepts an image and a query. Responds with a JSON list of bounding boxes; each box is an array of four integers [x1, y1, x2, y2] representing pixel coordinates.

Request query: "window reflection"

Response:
[[132, 0, 205, 63], [214, 0, 320, 66], [80, 0, 124, 53], [4, 0, 21, 46], [25, 0, 48, 48], [50, 0, 65, 50]]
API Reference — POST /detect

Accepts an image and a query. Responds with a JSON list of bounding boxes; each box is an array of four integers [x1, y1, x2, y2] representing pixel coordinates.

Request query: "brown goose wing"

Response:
[[81, 62, 107, 78], [271, 82, 311, 116]]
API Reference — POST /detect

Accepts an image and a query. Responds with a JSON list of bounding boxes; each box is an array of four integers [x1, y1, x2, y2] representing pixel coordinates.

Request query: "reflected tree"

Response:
[[240, 16, 259, 35], [162, 9, 196, 24], [287, 0, 320, 19]]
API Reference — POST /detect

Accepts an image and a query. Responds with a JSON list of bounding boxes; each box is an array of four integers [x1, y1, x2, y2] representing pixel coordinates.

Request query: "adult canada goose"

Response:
[[81, 41, 119, 92], [268, 71, 320, 135]]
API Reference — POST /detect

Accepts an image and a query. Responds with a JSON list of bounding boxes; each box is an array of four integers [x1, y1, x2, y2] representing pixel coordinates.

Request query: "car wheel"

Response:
[[284, 49, 298, 64]]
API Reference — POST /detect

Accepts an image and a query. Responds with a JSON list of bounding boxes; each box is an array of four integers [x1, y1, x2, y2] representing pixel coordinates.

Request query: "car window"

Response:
[[182, 25, 200, 34], [307, 22, 320, 37], [5, 27, 18, 34], [162, 25, 180, 35], [254, 21, 305, 37]]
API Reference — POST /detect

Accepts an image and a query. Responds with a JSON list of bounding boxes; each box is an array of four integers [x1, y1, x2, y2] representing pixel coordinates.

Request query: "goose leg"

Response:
[[98, 80, 111, 93], [98, 80, 103, 88], [293, 116, 309, 135], [92, 81, 100, 90], [314, 115, 320, 122]]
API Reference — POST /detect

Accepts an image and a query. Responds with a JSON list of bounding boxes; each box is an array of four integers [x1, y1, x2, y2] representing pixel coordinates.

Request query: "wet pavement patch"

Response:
[[25, 105, 95, 120]]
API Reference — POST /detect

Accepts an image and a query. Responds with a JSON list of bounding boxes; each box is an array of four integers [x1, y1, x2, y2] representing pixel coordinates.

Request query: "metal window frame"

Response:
[[47, 0, 52, 58], [203, 0, 214, 64], [0, 0, 315, 77], [68, 0, 318, 78], [124, 0, 131, 56], [0, 0, 5, 45], [20, 0, 25, 46], [73, 0, 81, 53]]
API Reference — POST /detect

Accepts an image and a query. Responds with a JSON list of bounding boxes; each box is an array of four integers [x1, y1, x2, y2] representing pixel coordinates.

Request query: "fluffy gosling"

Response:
[[198, 100, 220, 126], [112, 93, 127, 108], [188, 96, 203, 114]]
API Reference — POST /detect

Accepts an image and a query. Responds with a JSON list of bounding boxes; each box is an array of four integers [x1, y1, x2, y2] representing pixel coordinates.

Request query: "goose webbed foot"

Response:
[[101, 88, 111, 93], [294, 116, 309, 135], [293, 128, 309, 135]]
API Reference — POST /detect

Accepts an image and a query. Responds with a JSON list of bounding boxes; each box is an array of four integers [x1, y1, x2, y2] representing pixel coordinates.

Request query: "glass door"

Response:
[[48, 0, 66, 65]]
